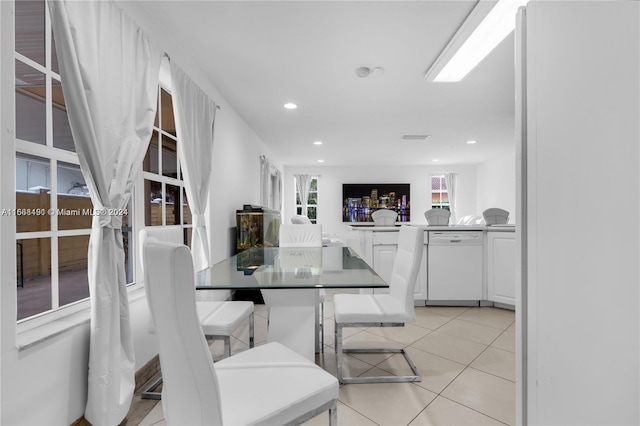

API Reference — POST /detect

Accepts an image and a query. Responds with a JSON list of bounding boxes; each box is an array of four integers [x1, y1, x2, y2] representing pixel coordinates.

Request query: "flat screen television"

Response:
[[342, 183, 410, 222]]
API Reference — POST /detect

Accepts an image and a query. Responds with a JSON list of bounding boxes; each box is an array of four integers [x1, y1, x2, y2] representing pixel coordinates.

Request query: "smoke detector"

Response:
[[356, 67, 371, 78], [356, 66, 384, 78]]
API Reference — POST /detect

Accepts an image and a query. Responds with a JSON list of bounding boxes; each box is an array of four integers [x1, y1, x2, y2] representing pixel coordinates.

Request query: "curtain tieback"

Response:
[[193, 214, 206, 228], [92, 208, 124, 229]]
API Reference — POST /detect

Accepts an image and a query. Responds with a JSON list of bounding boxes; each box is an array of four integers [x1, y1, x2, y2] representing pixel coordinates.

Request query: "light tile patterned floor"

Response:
[[136, 291, 516, 425]]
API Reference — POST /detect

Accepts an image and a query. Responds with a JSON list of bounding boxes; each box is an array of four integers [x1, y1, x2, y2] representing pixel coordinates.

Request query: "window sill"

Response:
[[16, 287, 146, 351]]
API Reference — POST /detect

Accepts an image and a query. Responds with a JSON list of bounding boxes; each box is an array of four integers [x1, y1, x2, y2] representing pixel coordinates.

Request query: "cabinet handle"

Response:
[[450, 240, 462, 243]]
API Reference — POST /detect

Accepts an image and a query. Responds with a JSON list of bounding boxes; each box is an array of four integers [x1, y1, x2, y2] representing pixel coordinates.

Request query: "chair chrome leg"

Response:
[[328, 401, 338, 426], [335, 322, 421, 384], [249, 312, 255, 348], [335, 323, 344, 383], [223, 336, 231, 358], [141, 376, 163, 400], [320, 301, 324, 352]]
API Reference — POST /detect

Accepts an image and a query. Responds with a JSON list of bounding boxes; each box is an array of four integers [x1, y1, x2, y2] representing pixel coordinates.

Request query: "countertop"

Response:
[[348, 224, 515, 232]]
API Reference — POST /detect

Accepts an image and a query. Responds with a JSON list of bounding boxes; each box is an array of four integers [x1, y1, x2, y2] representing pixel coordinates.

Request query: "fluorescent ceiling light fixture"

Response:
[[402, 135, 431, 140], [425, 0, 528, 82], [467, 140, 478, 144], [283, 103, 298, 109], [313, 141, 323, 145], [317, 159, 325, 163], [432, 159, 440, 162]]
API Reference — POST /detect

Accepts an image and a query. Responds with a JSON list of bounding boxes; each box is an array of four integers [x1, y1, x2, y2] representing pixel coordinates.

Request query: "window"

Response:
[[295, 177, 318, 223], [431, 175, 450, 210], [142, 87, 192, 245], [14, 0, 102, 321], [13, 0, 134, 322]]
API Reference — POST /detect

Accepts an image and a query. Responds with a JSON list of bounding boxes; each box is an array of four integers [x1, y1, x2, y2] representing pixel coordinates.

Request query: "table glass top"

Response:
[[198, 246, 389, 290]]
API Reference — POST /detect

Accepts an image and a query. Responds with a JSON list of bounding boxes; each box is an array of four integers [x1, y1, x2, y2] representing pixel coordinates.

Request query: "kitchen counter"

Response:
[[348, 222, 516, 308], [348, 224, 514, 232]]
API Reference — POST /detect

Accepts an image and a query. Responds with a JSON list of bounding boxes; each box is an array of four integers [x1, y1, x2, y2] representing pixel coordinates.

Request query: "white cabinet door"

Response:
[[487, 233, 516, 306], [372, 245, 396, 294], [414, 247, 428, 301]]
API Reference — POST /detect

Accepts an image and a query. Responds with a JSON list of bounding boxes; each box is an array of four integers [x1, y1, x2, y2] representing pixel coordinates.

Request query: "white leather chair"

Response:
[[140, 227, 254, 400], [279, 223, 323, 247], [291, 214, 312, 224], [291, 215, 333, 246], [371, 209, 398, 226], [483, 207, 510, 225], [143, 238, 338, 425], [333, 225, 424, 384], [278, 223, 325, 351], [425, 208, 451, 225]]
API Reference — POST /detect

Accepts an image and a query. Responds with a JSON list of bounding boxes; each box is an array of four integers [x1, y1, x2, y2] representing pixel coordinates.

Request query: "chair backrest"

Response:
[[291, 215, 312, 224], [371, 209, 398, 226], [143, 238, 223, 425], [389, 225, 424, 322], [483, 208, 509, 225], [139, 227, 184, 275], [424, 208, 451, 225], [279, 224, 323, 247]]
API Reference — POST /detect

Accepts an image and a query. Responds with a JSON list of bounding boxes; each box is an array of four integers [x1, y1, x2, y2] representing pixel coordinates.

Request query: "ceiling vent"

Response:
[[402, 135, 431, 140]]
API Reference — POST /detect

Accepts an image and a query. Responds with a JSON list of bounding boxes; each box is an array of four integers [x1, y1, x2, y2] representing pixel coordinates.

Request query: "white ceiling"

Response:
[[135, 1, 516, 167]]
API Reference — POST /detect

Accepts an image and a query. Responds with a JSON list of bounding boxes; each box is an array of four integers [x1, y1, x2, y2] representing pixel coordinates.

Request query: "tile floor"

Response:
[[136, 290, 515, 426]]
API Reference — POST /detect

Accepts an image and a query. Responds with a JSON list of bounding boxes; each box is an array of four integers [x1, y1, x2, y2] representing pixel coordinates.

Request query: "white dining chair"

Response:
[[278, 223, 325, 352], [333, 225, 424, 384], [143, 238, 338, 425], [483, 207, 510, 225], [139, 227, 254, 400], [291, 214, 312, 224], [425, 208, 451, 225], [371, 209, 398, 225], [279, 223, 323, 247]]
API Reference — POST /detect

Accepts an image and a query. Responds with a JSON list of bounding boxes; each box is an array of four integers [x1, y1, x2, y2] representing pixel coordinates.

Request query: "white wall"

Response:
[[523, 2, 639, 424], [0, 1, 281, 424], [283, 164, 478, 240], [476, 145, 516, 223]]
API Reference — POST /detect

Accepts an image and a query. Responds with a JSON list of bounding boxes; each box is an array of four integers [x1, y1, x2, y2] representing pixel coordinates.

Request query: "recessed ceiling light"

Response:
[[313, 141, 323, 145], [433, 159, 440, 162], [317, 159, 325, 163], [467, 140, 478, 144], [283, 103, 298, 109]]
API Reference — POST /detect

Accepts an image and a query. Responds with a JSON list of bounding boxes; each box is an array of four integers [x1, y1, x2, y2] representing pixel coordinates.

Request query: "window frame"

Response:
[[430, 174, 451, 211], [295, 176, 318, 223], [139, 83, 192, 243]]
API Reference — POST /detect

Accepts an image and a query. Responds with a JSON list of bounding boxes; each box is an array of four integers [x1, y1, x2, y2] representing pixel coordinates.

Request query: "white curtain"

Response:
[[294, 173, 312, 216], [170, 62, 217, 272], [260, 155, 270, 208], [444, 172, 458, 224], [273, 169, 282, 212], [48, 1, 161, 424]]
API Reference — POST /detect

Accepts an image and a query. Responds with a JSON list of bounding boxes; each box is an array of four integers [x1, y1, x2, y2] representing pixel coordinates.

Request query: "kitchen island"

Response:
[[349, 223, 515, 308]]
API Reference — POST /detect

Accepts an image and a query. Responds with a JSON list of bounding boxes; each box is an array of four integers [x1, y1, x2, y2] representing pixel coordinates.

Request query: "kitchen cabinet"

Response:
[[354, 228, 428, 302], [487, 231, 515, 306]]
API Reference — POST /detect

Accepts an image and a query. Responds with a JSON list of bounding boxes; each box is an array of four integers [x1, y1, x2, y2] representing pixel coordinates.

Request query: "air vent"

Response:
[[402, 135, 431, 140]]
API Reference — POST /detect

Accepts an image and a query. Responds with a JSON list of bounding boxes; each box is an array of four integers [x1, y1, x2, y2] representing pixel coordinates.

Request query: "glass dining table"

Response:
[[198, 246, 388, 360]]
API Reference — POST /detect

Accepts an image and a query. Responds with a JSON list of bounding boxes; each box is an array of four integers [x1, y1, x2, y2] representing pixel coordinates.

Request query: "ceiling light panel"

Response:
[[402, 135, 431, 140], [425, 0, 528, 82]]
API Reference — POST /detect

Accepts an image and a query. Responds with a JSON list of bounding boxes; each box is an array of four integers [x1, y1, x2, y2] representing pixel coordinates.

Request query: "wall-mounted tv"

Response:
[[342, 183, 410, 222]]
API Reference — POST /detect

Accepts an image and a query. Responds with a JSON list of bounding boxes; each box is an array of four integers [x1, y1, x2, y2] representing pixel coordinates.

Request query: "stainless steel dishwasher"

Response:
[[427, 231, 483, 302]]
